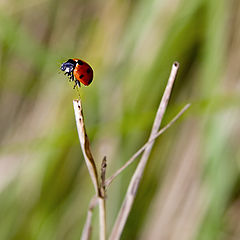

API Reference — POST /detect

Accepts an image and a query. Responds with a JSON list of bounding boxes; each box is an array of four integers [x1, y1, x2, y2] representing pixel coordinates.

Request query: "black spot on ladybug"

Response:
[[78, 60, 84, 65], [80, 74, 84, 79], [87, 68, 91, 74]]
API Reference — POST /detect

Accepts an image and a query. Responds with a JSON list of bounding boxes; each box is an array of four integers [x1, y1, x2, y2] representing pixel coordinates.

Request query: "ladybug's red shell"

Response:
[[60, 58, 94, 88], [73, 58, 93, 86]]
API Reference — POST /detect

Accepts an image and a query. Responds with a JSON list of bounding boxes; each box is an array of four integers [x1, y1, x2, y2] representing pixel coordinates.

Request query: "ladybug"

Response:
[[60, 58, 93, 88]]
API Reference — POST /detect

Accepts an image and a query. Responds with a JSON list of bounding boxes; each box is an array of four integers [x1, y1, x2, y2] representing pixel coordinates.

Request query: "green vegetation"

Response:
[[0, 0, 239, 239]]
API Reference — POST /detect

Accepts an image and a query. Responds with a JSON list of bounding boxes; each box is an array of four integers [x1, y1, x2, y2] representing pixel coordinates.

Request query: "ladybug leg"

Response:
[[73, 80, 80, 89], [65, 72, 71, 81], [73, 81, 78, 89], [70, 72, 74, 82], [65, 71, 73, 82]]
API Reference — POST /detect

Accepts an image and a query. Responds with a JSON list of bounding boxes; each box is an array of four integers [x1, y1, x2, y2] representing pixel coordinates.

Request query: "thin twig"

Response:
[[81, 196, 98, 240], [109, 62, 180, 240], [73, 100, 106, 240], [105, 103, 190, 188]]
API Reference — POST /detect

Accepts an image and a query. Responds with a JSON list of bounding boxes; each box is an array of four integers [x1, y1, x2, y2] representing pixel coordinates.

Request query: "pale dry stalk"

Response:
[[73, 100, 106, 240], [109, 62, 180, 240]]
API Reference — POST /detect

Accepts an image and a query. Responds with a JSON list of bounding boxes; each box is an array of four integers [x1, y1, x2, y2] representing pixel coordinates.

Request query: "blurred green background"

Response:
[[0, 0, 240, 239]]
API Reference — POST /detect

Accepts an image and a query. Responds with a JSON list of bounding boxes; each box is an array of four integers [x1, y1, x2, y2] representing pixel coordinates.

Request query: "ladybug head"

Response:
[[60, 59, 76, 73]]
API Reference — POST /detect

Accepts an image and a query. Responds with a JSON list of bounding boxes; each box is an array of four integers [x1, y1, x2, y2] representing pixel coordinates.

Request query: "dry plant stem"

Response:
[[81, 196, 98, 240], [109, 62, 180, 240], [82, 103, 190, 238], [99, 198, 106, 240], [73, 100, 100, 195], [73, 100, 106, 240], [105, 103, 190, 188]]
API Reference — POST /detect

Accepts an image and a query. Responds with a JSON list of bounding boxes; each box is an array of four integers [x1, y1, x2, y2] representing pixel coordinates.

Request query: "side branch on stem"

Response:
[[105, 103, 190, 188]]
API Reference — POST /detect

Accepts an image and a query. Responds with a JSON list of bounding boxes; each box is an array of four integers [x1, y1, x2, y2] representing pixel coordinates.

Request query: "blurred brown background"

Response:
[[0, 0, 240, 239]]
